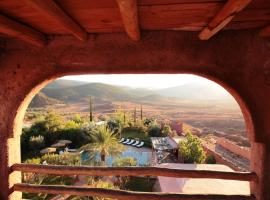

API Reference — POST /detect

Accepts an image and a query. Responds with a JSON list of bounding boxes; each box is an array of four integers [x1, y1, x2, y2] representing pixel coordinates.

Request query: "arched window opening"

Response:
[[18, 74, 252, 199]]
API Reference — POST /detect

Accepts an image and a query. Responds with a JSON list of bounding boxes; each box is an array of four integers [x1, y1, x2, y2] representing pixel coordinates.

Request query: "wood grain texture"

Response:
[[14, 183, 256, 200], [0, 14, 46, 47], [0, 0, 268, 35], [116, 0, 140, 41], [25, 0, 87, 41], [199, 0, 252, 40], [12, 164, 258, 181], [259, 25, 270, 37]]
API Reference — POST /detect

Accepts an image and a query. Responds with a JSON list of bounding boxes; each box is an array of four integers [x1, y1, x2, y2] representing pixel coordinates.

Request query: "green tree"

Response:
[[148, 124, 161, 137], [81, 126, 125, 164], [73, 114, 84, 124], [113, 109, 125, 126], [143, 118, 155, 127], [179, 131, 206, 164], [43, 111, 63, 132], [107, 119, 120, 134], [112, 108, 132, 130], [161, 124, 172, 137]]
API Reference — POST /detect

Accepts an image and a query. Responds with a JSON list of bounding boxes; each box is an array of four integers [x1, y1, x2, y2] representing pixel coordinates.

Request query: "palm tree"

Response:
[[81, 126, 125, 164]]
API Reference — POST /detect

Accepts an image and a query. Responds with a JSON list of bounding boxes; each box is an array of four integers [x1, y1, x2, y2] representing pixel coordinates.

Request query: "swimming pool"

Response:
[[81, 147, 152, 166]]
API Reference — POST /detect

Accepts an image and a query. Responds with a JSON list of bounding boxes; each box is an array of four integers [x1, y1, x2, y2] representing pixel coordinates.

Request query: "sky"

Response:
[[61, 74, 220, 90]]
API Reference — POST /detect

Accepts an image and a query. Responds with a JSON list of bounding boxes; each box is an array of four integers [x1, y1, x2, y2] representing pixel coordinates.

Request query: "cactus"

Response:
[[140, 105, 143, 122], [89, 96, 93, 122], [134, 107, 136, 125], [124, 111, 126, 125]]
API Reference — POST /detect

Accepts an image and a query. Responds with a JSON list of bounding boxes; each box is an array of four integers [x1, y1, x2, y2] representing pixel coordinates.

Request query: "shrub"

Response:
[[107, 119, 121, 133], [143, 118, 155, 127], [205, 155, 216, 164], [148, 124, 161, 137], [65, 120, 80, 129], [122, 126, 146, 134], [161, 124, 172, 137], [112, 157, 137, 167], [29, 135, 45, 150], [179, 131, 206, 164], [124, 177, 156, 192], [41, 153, 81, 166], [24, 157, 41, 164], [43, 111, 64, 132], [72, 114, 84, 124], [25, 152, 81, 166]]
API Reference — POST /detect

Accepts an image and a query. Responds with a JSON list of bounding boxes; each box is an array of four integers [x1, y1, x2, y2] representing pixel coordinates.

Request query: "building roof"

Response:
[[157, 163, 250, 195], [151, 137, 178, 150], [0, 0, 269, 47]]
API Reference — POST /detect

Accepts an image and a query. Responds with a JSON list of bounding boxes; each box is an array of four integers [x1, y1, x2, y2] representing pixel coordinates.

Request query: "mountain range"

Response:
[[30, 79, 236, 107]]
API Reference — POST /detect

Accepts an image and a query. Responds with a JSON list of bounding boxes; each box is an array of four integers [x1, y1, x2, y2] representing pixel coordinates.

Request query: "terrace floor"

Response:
[[156, 163, 250, 195]]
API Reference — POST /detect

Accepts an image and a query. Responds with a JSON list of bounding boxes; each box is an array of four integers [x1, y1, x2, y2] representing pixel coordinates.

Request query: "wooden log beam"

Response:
[[11, 164, 258, 181], [116, 0, 140, 41], [14, 183, 256, 200], [199, 0, 252, 40], [0, 14, 46, 47], [26, 0, 87, 41], [259, 25, 270, 37]]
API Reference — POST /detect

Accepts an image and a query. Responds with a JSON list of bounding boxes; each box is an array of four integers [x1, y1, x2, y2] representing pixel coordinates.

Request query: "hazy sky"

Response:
[[61, 74, 220, 90]]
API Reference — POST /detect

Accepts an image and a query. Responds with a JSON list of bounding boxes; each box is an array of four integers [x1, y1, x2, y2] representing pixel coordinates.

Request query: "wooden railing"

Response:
[[12, 163, 257, 200]]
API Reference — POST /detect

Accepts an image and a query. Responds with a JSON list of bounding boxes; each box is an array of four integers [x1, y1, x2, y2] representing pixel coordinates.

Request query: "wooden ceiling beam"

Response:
[[199, 0, 252, 40], [0, 14, 46, 47], [116, 0, 140, 41], [259, 25, 270, 37], [26, 0, 87, 41]]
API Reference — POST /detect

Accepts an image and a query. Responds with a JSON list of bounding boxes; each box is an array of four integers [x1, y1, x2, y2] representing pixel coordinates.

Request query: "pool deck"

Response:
[[125, 145, 152, 153]]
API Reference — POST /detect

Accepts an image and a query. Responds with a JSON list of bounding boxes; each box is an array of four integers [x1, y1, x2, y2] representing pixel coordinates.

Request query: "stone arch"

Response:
[[1, 31, 268, 199]]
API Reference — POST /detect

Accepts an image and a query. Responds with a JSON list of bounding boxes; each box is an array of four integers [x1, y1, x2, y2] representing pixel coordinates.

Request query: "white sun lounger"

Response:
[[122, 139, 130, 144], [119, 138, 125, 143], [132, 141, 140, 146], [136, 141, 144, 148], [126, 139, 135, 145]]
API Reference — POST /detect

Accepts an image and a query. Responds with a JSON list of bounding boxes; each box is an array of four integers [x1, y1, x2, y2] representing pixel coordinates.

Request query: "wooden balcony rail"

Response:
[[11, 163, 258, 181], [14, 183, 256, 200]]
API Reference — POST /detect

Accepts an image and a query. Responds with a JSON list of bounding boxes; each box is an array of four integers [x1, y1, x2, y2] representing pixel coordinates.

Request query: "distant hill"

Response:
[[41, 82, 133, 102], [156, 82, 235, 104], [29, 92, 62, 108], [29, 79, 237, 108], [45, 79, 86, 89]]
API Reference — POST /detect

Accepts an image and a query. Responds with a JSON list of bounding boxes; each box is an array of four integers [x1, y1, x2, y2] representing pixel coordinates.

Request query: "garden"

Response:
[[21, 106, 212, 199]]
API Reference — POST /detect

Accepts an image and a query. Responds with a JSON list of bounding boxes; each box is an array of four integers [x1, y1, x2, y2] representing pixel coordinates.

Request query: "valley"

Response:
[[25, 79, 248, 147]]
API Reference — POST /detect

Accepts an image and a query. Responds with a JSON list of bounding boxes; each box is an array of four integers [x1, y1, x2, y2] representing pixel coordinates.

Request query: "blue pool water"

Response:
[[81, 148, 152, 166]]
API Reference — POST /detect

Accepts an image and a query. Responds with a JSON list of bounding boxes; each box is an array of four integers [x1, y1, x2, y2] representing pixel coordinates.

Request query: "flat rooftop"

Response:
[[157, 163, 250, 195]]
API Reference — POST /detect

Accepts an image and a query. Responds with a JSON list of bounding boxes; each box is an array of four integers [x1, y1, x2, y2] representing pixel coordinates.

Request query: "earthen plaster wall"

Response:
[[0, 31, 270, 199], [217, 138, 251, 160]]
